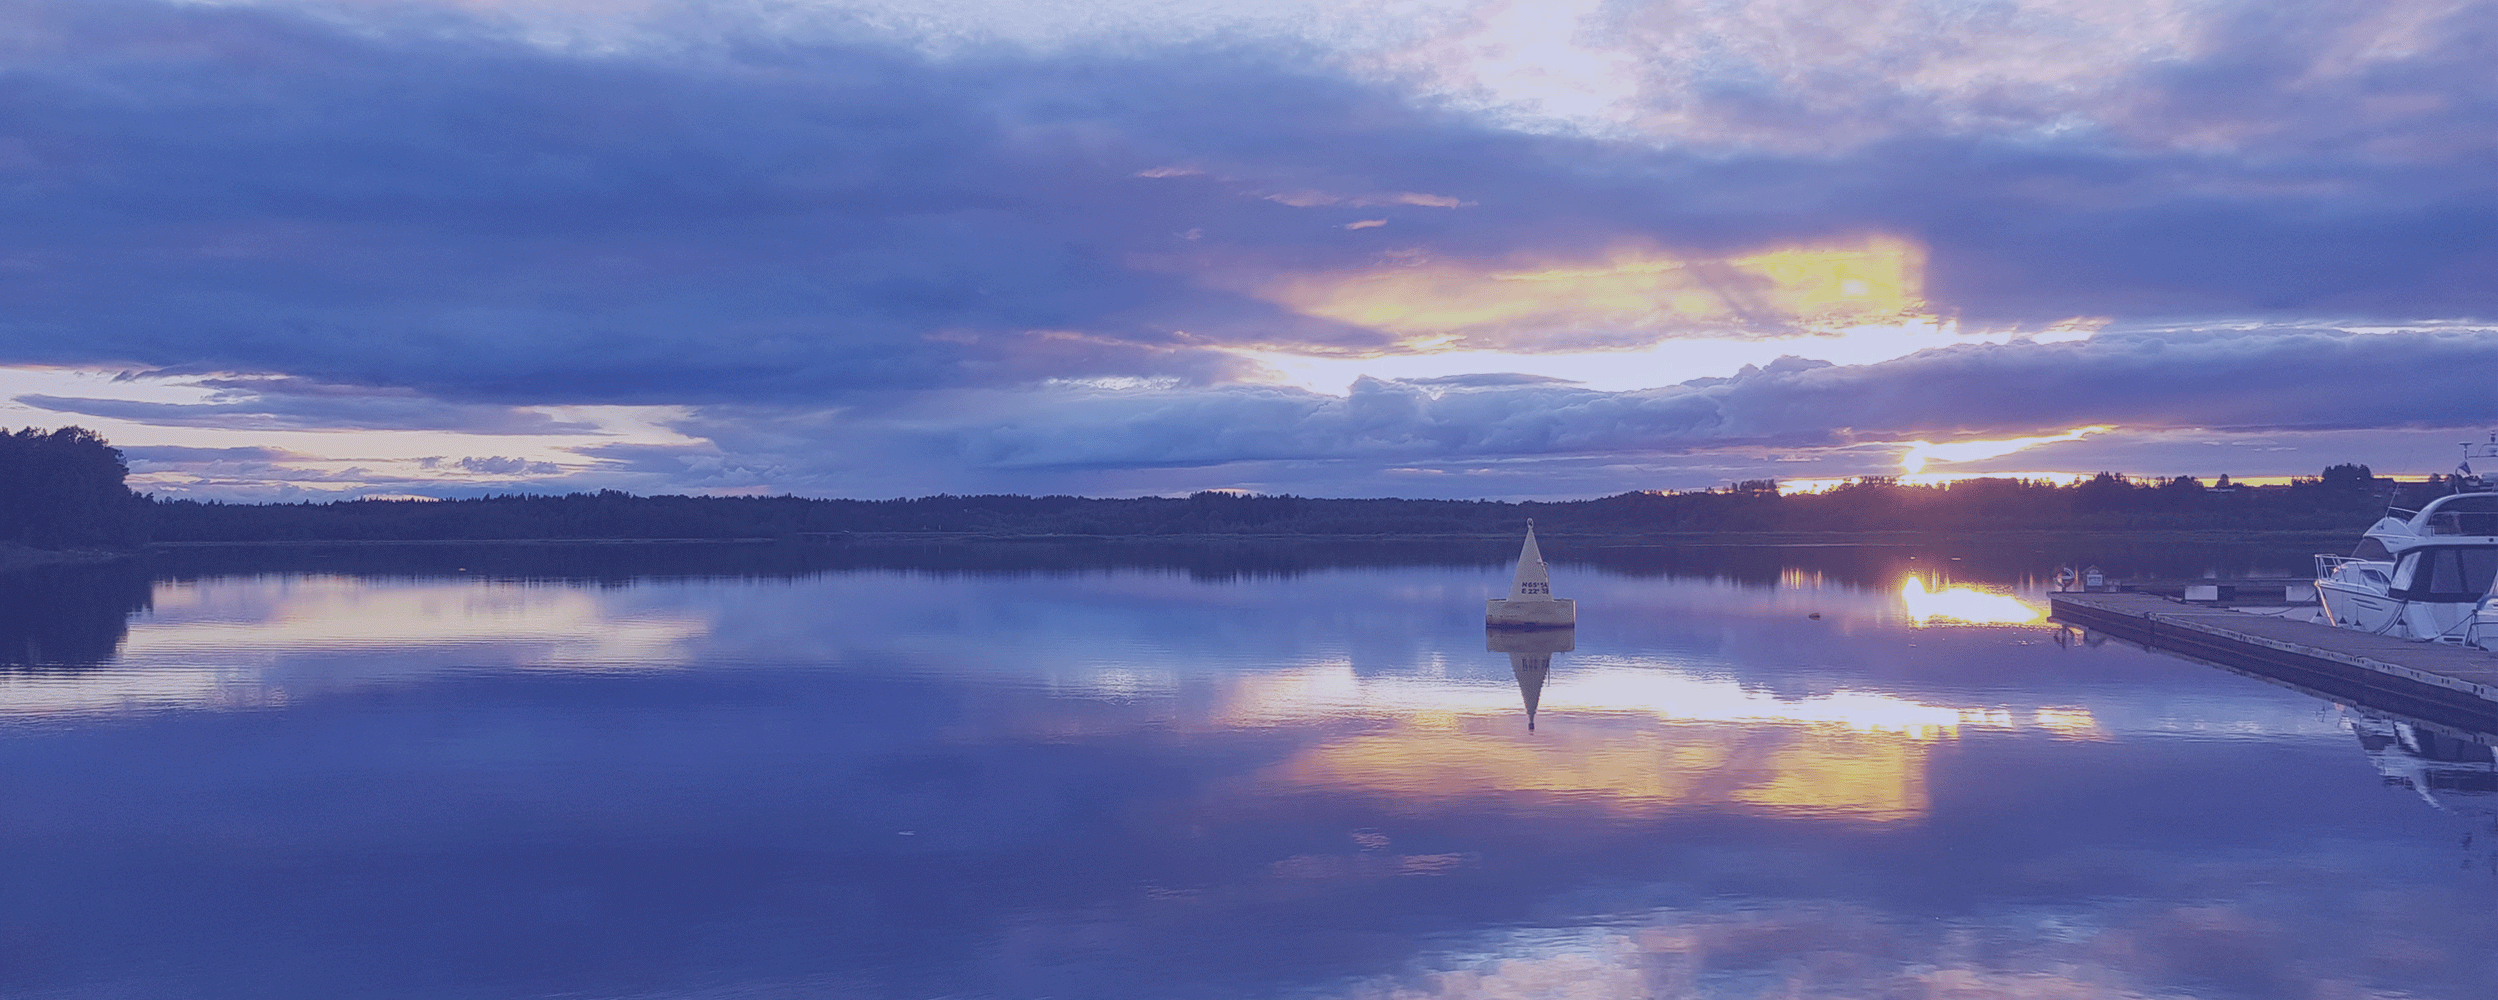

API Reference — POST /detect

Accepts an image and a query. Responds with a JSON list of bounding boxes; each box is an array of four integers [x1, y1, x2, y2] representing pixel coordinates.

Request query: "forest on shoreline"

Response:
[[0, 425, 2444, 549], [150, 471, 2411, 542]]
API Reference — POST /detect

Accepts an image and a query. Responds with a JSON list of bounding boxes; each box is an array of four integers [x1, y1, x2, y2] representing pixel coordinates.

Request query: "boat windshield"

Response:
[[2390, 546, 2498, 603], [2419, 494, 2498, 536]]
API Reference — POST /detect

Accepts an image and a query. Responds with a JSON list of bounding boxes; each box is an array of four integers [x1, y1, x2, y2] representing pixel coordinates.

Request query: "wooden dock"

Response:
[[2051, 592, 2498, 730]]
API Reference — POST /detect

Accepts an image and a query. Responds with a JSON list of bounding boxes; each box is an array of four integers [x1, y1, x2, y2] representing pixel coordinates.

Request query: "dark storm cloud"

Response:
[[0, 0, 1372, 401], [0, 0, 2488, 413]]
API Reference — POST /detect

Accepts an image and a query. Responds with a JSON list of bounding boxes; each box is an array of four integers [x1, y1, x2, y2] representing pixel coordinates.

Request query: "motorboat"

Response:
[[2315, 490, 2498, 643], [2348, 712, 2498, 816], [2316, 473, 2498, 644]]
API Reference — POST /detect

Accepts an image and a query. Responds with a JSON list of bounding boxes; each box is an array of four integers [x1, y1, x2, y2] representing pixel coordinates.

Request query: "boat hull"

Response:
[[2319, 583, 2478, 643], [2317, 582, 2402, 634]]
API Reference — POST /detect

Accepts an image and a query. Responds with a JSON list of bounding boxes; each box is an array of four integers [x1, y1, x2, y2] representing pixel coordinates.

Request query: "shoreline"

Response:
[[140, 528, 2357, 547], [0, 543, 136, 572]]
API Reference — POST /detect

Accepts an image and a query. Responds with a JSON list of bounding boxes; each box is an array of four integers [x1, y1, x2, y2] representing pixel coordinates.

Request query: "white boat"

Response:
[[2316, 445, 2498, 644], [2348, 712, 2498, 816], [1487, 521, 1575, 629]]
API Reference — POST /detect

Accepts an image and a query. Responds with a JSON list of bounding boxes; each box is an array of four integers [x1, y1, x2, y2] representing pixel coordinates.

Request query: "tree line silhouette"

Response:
[[0, 426, 2451, 547], [147, 467, 2422, 541]]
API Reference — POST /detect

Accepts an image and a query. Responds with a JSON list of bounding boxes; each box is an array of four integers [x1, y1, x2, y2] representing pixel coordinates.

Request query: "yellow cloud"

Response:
[[1899, 425, 2112, 473], [1259, 235, 1928, 351]]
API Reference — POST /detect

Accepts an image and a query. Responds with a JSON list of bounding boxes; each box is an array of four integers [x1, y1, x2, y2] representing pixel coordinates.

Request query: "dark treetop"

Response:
[[0, 426, 145, 550]]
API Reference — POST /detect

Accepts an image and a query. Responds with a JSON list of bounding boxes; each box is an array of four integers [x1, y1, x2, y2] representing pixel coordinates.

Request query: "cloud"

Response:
[[0, 0, 2480, 412], [0, 0, 2487, 499], [119, 445, 306, 464], [1261, 189, 1470, 209], [948, 326, 2498, 471], [580, 325, 2498, 497], [16, 375, 595, 434], [1255, 236, 1929, 351], [454, 455, 564, 475]]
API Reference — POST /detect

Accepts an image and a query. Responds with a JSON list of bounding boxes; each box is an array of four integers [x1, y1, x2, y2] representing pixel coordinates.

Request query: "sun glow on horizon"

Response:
[[1777, 471, 2092, 494], [1899, 426, 2111, 474]]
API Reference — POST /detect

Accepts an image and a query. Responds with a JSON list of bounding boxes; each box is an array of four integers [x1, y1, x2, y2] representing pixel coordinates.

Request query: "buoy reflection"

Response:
[[1900, 577, 2042, 626]]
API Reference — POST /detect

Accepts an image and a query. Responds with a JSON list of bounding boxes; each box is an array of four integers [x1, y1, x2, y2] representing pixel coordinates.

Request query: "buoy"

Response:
[[1486, 520, 1575, 629]]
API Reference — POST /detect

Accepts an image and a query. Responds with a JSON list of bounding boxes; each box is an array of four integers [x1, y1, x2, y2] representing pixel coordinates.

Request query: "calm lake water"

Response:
[[3, 540, 2494, 999]]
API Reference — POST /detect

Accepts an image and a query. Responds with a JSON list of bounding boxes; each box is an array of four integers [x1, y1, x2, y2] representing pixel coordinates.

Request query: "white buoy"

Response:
[[1488, 626, 1573, 730], [1486, 519, 1576, 629]]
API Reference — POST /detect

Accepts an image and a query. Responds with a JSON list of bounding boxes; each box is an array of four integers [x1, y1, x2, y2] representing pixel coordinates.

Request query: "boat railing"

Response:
[[2316, 553, 2366, 577]]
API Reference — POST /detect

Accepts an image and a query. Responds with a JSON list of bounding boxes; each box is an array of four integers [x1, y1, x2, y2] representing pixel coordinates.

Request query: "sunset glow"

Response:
[[1260, 236, 1928, 350], [1899, 426, 2112, 474], [1228, 660, 2105, 820], [1273, 720, 1935, 821], [0, 0, 2480, 497], [1216, 662, 2091, 738], [6, 1, 2494, 994], [1899, 577, 2045, 627]]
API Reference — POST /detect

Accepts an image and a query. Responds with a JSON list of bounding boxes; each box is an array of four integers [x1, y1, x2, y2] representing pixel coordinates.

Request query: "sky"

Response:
[[0, 0, 2492, 500]]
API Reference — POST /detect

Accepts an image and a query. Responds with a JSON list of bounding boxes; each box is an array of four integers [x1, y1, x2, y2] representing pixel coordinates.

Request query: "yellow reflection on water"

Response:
[[1275, 720, 1929, 821], [1899, 577, 2042, 627], [1225, 663, 2106, 822], [1219, 663, 2091, 738]]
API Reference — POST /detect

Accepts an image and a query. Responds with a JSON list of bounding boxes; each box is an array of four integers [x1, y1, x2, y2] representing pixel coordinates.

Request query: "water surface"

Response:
[[2, 542, 2490, 999]]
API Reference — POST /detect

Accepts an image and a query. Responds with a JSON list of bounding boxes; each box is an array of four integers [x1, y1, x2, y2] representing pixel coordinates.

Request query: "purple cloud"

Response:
[[0, 0, 2484, 406], [0, 0, 2489, 498]]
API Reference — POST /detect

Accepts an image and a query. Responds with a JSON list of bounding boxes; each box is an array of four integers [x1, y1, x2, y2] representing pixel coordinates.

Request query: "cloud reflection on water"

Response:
[[0, 576, 707, 719], [1223, 663, 2104, 821], [2, 556, 2493, 998], [131, 576, 706, 666], [1337, 910, 2212, 1000], [1219, 661, 2096, 737], [1275, 720, 1934, 821]]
